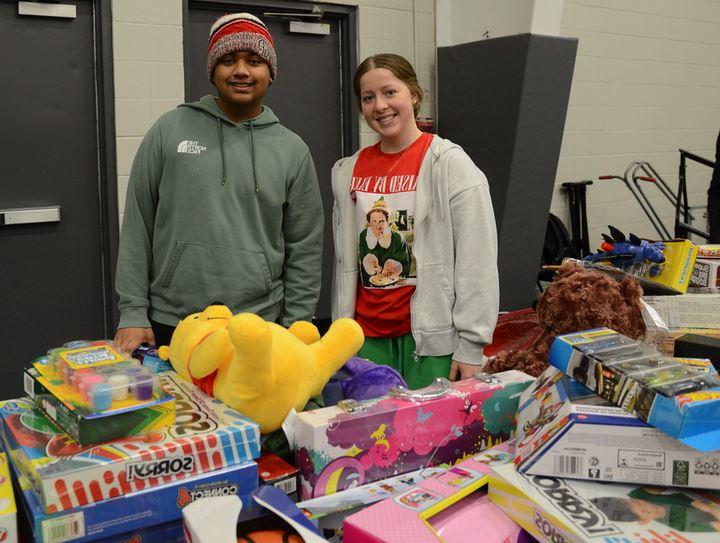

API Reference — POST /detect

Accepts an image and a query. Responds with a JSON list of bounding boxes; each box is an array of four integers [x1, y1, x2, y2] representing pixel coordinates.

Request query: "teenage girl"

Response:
[[331, 54, 499, 389]]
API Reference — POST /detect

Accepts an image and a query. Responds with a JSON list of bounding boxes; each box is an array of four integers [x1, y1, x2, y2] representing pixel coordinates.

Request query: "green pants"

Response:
[[357, 334, 452, 390]]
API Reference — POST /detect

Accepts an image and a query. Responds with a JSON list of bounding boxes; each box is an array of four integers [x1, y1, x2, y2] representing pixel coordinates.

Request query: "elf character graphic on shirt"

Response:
[[359, 196, 412, 288]]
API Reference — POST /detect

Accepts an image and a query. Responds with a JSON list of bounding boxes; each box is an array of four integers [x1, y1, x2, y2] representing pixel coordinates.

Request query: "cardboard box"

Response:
[[257, 452, 299, 501], [691, 259, 720, 288], [515, 366, 720, 489], [13, 457, 257, 543], [0, 453, 17, 543], [183, 486, 326, 543], [0, 373, 260, 513], [297, 466, 446, 523], [697, 245, 720, 259], [646, 239, 698, 294], [549, 328, 720, 450], [644, 294, 720, 329], [489, 461, 720, 543], [646, 327, 720, 355], [24, 357, 175, 445], [294, 371, 534, 500], [343, 442, 521, 543]]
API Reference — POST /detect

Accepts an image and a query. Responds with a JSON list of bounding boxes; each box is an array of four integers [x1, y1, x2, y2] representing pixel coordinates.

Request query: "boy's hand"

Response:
[[114, 327, 155, 353]]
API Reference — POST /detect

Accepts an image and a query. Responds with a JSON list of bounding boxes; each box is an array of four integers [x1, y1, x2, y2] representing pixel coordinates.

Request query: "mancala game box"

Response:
[[0, 372, 260, 513], [294, 370, 534, 500]]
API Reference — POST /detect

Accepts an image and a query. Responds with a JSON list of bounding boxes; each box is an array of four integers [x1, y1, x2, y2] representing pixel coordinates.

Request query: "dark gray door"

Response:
[[0, 1, 116, 398], [184, 0, 357, 324]]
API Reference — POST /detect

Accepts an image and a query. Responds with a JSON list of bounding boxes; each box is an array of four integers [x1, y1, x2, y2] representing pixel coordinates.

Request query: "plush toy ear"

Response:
[[288, 321, 321, 345]]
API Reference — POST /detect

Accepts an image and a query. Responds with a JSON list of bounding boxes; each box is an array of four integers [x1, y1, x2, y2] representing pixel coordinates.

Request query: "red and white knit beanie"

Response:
[[206, 13, 277, 82]]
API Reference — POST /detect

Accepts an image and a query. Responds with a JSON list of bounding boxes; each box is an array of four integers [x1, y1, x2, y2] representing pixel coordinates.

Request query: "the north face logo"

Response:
[[177, 140, 207, 154]]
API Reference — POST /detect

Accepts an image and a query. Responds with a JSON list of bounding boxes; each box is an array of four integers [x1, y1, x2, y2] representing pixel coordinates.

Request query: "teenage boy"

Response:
[[114, 13, 323, 352]]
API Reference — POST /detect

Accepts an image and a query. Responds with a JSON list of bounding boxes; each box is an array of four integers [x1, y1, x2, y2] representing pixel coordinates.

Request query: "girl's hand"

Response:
[[449, 360, 480, 381]]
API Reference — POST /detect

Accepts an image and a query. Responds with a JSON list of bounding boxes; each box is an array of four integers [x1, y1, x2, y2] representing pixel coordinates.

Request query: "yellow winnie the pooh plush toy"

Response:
[[158, 305, 364, 433]]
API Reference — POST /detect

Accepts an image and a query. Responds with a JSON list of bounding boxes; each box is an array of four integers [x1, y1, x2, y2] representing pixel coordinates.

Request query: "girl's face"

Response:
[[359, 68, 418, 146]]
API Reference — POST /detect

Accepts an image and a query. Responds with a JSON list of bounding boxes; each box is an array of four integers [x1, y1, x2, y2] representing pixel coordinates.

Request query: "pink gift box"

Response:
[[343, 442, 526, 543], [295, 370, 534, 500]]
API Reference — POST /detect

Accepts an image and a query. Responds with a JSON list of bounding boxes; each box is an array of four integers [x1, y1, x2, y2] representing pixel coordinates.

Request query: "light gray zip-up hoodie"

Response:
[[331, 135, 499, 365]]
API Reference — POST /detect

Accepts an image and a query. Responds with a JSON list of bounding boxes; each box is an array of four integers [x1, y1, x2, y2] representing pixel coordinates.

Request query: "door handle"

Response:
[[0, 206, 61, 226]]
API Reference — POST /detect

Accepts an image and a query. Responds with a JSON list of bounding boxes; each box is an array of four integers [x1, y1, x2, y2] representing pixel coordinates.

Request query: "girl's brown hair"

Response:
[[353, 54, 423, 117]]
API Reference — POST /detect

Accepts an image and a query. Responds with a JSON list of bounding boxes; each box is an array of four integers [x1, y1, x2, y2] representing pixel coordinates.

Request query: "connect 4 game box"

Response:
[[13, 458, 257, 542], [0, 372, 260, 513]]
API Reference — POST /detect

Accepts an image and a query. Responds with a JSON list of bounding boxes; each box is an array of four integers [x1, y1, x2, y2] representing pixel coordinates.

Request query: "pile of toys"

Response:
[[0, 340, 263, 542]]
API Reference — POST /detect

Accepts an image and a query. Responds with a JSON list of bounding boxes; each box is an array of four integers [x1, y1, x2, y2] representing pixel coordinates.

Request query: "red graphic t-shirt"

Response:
[[350, 132, 433, 337]]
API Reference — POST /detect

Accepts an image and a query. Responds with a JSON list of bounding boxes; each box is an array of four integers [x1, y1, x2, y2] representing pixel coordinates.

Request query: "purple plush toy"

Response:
[[322, 357, 408, 405]]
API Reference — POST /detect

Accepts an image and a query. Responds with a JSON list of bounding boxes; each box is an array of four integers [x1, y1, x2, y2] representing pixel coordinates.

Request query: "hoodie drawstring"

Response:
[[250, 120, 259, 193], [216, 118, 226, 186]]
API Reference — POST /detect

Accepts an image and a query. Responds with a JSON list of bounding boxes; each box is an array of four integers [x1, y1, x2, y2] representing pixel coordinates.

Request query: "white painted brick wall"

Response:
[[554, 0, 720, 247], [112, 0, 435, 224]]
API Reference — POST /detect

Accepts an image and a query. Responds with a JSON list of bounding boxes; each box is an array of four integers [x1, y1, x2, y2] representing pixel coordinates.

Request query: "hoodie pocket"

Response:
[[418, 262, 455, 331], [158, 241, 271, 310]]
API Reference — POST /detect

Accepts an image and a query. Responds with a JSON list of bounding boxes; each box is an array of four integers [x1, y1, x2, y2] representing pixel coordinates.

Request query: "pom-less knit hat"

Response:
[[206, 13, 277, 82]]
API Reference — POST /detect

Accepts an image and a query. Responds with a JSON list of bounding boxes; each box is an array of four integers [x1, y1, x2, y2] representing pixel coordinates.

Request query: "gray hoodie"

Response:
[[116, 96, 323, 329], [331, 135, 498, 364]]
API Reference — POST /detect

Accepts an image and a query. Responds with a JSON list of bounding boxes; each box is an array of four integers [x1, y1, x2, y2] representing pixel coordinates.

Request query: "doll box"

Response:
[[342, 442, 523, 543], [24, 358, 175, 445], [0, 373, 260, 513], [0, 452, 17, 543], [489, 461, 720, 543], [548, 328, 720, 450], [13, 455, 257, 543], [515, 366, 720, 489], [294, 370, 534, 500]]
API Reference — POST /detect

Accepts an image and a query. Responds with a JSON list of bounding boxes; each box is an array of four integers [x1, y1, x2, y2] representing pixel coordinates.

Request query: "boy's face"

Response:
[[213, 51, 271, 118], [628, 498, 666, 524]]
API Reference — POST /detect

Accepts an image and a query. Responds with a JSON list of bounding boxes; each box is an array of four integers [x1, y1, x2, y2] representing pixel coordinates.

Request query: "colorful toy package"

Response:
[[0, 372, 260, 513], [24, 340, 175, 445], [342, 442, 525, 543], [293, 370, 534, 500], [13, 455, 257, 543], [0, 452, 17, 543], [490, 461, 720, 543], [515, 366, 720, 489], [549, 328, 720, 451]]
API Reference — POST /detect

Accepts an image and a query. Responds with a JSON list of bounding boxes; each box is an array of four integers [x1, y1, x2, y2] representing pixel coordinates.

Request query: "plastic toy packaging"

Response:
[[44, 340, 160, 412], [549, 328, 720, 450]]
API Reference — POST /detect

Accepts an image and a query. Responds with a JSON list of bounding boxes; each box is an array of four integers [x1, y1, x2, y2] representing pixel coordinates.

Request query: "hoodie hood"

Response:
[[179, 95, 279, 127], [179, 95, 280, 190]]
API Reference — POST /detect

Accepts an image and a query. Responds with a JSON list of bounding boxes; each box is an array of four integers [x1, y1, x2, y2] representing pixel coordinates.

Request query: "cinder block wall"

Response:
[[111, 0, 435, 225], [552, 0, 720, 245]]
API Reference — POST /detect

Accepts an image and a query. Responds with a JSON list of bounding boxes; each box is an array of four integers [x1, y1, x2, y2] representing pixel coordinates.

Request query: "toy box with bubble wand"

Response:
[[0, 372, 260, 514], [489, 460, 720, 543], [292, 370, 534, 500], [342, 441, 529, 543], [548, 328, 720, 451], [23, 340, 175, 445]]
